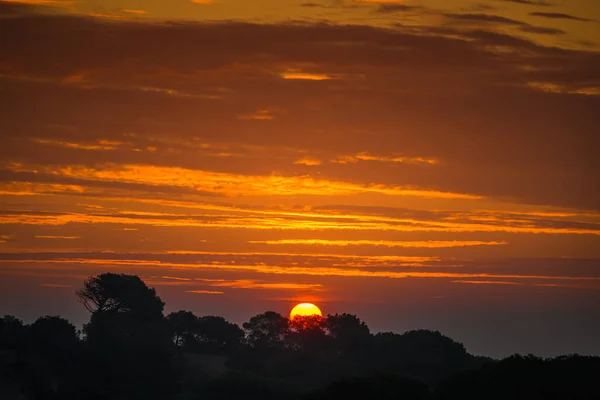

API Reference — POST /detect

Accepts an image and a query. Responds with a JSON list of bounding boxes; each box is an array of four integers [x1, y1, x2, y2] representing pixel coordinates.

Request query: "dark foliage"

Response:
[[2, 273, 600, 400], [306, 374, 431, 400]]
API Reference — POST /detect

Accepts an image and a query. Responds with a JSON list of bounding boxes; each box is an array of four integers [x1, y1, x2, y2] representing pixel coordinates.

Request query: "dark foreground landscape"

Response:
[[1, 273, 599, 400]]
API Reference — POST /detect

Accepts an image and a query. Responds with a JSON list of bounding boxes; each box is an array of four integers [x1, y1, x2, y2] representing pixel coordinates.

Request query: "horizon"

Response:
[[1, 0, 599, 361]]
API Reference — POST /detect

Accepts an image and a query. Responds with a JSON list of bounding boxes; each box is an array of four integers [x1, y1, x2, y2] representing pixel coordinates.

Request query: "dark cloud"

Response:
[[519, 25, 565, 35], [529, 12, 594, 22], [444, 13, 527, 25], [444, 12, 565, 35], [499, 0, 552, 6], [375, 4, 424, 14]]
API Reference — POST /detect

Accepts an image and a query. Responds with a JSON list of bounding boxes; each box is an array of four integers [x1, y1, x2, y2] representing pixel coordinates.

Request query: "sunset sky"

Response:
[[1, 0, 599, 358]]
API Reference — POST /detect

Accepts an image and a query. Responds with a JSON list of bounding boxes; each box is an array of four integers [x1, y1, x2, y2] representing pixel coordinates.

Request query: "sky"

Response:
[[0, 0, 599, 358]]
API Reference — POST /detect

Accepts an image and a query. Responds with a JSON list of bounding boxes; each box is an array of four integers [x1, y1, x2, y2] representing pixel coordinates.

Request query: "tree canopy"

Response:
[[2, 273, 600, 400]]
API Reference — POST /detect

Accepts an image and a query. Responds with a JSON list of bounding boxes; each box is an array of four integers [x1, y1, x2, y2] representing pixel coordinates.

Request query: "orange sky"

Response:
[[0, 0, 599, 358]]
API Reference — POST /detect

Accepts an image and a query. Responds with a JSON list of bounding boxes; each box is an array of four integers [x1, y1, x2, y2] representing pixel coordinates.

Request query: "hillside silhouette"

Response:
[[1, 273, 599, 399]]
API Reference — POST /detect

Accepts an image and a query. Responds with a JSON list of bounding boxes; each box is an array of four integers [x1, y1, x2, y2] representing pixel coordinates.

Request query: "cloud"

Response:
[[40, 283, 72, 288], [237, 109, 275, 121], [331, 153, 438, 165], [0, 0, 73, 6], [31, 138, 128, 151], [280, 72, 333, 80], [120, 9, 149, 15], [0, 234, 14, 243], [375, 4, 423, 13], [3, 162, 482, 199], [2, 253, 600, 285], [444, 12, 565, 35], [444, 13, 527, 26], [199, 279, 325, 291], [499, 0, 552, 5], [185, 290, 224, 295], [161, 275, 193, 281], [35, 235, 80, 239], [294, 157, 322, 166], [0, 11, 598, 212], [529, 12, 594, 22], [249, 239, 509, 248], [519, 25, 565, 35]]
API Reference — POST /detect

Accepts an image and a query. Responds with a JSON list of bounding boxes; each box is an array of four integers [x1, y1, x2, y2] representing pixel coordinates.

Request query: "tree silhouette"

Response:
[[167, 310, 199, 349], [436, 354, 600, 400], [29, 316, 79, 356], [243, 312, 289, 350], [77, 273, 164, 317], [0, 315, 26, 350], [197, 316, 244, 354], [77, 274, 176, 400], [325, 313, 371, 354], [372, 330, 473, 384], [3, 273, 600, 400], [167, 312, 244, 354], [288, 315, 328, 353], [23, 316, 80, 399]]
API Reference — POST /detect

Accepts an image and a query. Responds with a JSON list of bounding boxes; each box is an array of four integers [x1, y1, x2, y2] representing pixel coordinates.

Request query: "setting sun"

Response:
[[290, 303, 323, 319]]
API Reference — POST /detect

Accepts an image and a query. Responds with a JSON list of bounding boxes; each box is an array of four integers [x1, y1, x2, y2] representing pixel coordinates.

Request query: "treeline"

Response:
[[1, 273, 599, 399]]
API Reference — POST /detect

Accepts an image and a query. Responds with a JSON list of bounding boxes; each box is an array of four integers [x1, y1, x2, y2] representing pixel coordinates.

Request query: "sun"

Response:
[[290, 303, 322, 319]]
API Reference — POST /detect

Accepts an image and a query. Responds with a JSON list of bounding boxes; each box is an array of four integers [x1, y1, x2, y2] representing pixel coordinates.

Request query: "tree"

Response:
[[243, 312, 289, 350], [29, 316, 79, 355], [24, 316, 81, 398], [166, 312, 243, 353], [77, 273, 164, 318], [77, 274, 176, 400], [288, 315, 328, 352], [325, 313, 371, 353], [197, 316, 244, 354], [0, 315, 25, 350], [167, 310, 199, 349], [78, 273, 168, 348], [372, 330, 471, 384]]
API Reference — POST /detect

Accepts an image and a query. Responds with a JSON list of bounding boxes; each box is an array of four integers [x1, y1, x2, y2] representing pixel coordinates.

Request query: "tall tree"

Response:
[[77, 274, 176, 400], [77, 273, 164, 317]]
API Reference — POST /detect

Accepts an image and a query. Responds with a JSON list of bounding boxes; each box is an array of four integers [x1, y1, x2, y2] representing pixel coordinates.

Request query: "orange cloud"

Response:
[[237, 109, 275, 120], [35, 235, 80, 240], [120, 9, 149, 15], [1, 0, 73, 6], [528, 82, 600, 97], [5, 258, 600, 284], [249, 239, 508, 248], [280, 72, 333, 81], [331, 153, 438, 165], [32, 138, 128, 151], [2, 206, 597, 236], [0, 235, 13, 244], [161, 276, 193, 281], [452, 280, 524, 285], [294, 157, 322, 166], [200, 279, 324, 291], [185, 290, 224, 295], [8, 162, 480, 199]]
